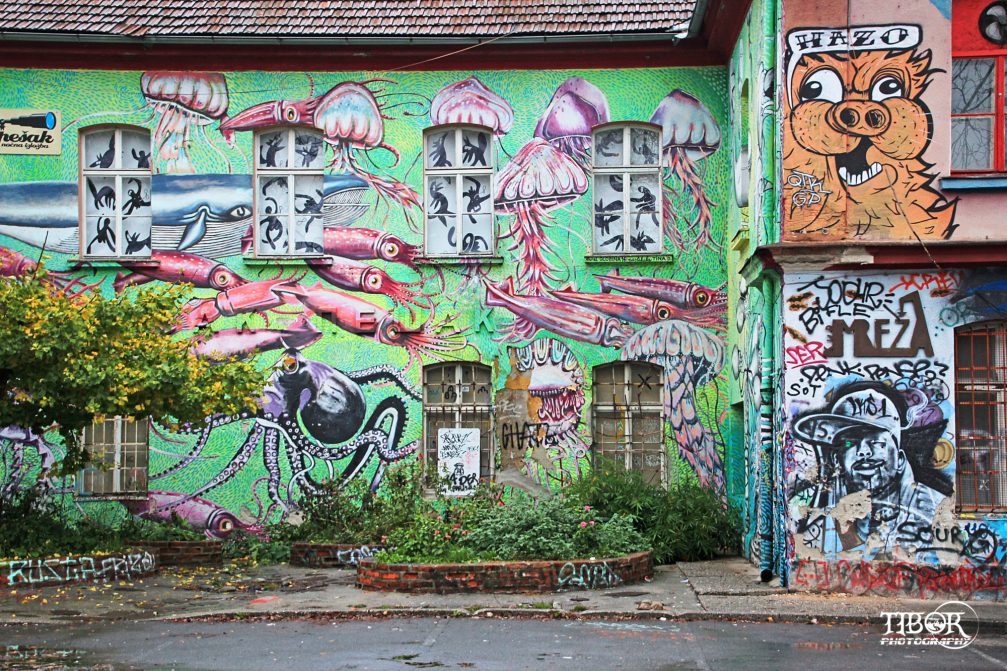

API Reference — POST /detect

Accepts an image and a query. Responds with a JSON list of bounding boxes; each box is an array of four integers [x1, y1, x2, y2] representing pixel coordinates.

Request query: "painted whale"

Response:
[[0, 173, 370, 259]]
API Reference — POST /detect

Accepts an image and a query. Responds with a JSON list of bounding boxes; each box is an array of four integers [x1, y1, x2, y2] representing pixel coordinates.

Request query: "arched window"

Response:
[[423, 362, 494, 492], [253, 127, 325, 256], [591, 123, 662, 254], [955, 321, 1007, 511], [591, 361, 665, 486], [79, 126, 152, 258], [423, 125, 494, 257]]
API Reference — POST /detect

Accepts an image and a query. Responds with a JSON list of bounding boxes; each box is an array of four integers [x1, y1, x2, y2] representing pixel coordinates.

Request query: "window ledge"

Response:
[[414, 255, 504, 265], [940, 176, 1007, 191], [242, 255, 326, 266], [70, 257, 160, 268], [585, 253, 675, 264]]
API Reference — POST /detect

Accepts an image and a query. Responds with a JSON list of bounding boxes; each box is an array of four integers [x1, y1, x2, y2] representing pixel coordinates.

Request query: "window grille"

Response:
[[253, 128, 326, 256], [591, 361, 666, 486], [955, 321, 1007, 512], [423, 363, 494, 479], [423, 125, 494, 256], [77, 417, 149, 498], [80, 126, 152, 258], [591, 123, 663, 254]]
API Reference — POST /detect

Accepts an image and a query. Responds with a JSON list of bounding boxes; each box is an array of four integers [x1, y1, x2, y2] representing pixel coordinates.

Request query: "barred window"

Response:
[[592, 361, 666, 486], [253, 128, 326, 256], [591, 123, 663, 254], [423, 363, 494, 486], [955, 322, 1007, 512], [80, 126, 152, 258], [78, 417, 149, 498], [423, 125, 494, 257]]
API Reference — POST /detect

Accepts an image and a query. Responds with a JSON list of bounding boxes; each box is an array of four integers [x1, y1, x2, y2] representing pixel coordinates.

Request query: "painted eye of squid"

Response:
[[383, 242, 400, 259], [693, 291, 710, 307], [214, 270, 234, 288], [281, 355, 299, 373], [656, 305, 672, 321], [219, 519, 234, 532], [283, 105, 299, 122], [798, 69, 843, 103], [225, 205, 251, 220], [365, 274, 382, 291], [870, 76, 904, 102]]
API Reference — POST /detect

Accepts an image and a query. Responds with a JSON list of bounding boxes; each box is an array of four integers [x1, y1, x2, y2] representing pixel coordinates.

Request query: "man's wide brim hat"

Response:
[[792, 386, 911, 446]]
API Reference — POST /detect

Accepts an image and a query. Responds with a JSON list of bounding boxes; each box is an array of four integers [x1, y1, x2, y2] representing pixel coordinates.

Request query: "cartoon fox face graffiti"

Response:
[[783, 26, 957, 240]]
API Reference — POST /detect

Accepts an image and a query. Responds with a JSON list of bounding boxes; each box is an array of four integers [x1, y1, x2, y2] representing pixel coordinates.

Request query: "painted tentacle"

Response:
[[262, 427, 288, 513], [347, 364, 422, 402], [150, 424, 215, 480], [667, 151, 717, 252], [149, 423, 263, 513], [1, 441, 24, 501], [268, 415, 359, 461], [500, 202, 562, 295]]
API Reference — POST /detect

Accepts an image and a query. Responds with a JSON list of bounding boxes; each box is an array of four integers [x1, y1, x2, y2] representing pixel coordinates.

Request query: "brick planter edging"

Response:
[[0, 549, 157, 588], [131, 540, 222, 567], [357, 550, 653, 593], [290, 543, 385, 568]]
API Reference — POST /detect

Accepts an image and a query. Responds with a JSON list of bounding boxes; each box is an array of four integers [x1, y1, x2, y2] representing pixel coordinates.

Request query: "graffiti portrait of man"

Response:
[[782, 25, 957, 240], [793, 382, 943, 557]]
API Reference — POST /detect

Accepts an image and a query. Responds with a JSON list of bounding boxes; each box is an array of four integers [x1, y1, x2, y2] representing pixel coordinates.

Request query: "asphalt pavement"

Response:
[[2, 557, 1007, 632]]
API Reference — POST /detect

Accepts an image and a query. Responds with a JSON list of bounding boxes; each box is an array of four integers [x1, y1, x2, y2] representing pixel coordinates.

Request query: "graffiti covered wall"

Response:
[[0, 66, 736, 536], [783, 269, 1007, 598]]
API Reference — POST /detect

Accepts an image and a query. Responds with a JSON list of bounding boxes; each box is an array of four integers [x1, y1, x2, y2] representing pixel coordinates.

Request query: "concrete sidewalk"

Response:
[[1, 558, 1006, 630]]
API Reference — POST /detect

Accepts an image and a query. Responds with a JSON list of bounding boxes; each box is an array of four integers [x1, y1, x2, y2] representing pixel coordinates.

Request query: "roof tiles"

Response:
[[0, 1, 696, 38]]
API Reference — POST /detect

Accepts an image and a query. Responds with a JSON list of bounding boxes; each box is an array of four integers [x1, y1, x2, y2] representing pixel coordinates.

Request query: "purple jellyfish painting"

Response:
[[534, 77, 610, 165], [649, 90, 722, 253], [430, 76, 514, 136], [141, 72, 231, 173], [495, 138, 588, 296]]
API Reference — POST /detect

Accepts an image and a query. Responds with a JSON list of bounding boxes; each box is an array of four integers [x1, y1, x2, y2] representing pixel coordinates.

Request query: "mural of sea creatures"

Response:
[[275, 283, 466, 364], [484, 277, 633, 347], [430, 76, 513, 136], [0, 426, 59, 501], [595, 269, 727, 330], [140, 72, 231, 173], [621, 319, 726, 491], [305, 257, 432, 318], [111, 250, 248, 292], [549, 287, 679, 325], [192, 315, 323, 362], [123, 491, 263, 540], [161, 351, 421, 514], [534, 77, 610, 166], [0, 174, 371, 259], [219, 79, 421, 217], [0, 247, 100, 297], [649, 90, 721, 252], [320, 226, 419, 269], [174, 277, 304, 331], [495, 138, 588, 295]]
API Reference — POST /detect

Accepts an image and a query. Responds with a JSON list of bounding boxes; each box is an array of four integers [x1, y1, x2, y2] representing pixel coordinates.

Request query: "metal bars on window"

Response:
[[423, 126, 495, 257], [423, 363, 494, 478], [955, 322, 1007, 512], [591, 361, 666, 486], [77, 417, 149, 498], [254, 128, 326, 256], [80, 127, 152, 258]]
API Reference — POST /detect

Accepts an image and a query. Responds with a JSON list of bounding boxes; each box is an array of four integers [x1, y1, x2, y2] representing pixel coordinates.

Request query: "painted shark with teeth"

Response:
[[0, 173, 369, 258]]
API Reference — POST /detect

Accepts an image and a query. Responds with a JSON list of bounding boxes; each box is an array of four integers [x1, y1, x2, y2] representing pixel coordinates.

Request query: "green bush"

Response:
[[0, 488, 123, 557], [221, 526, 292, 564], [567, 459, 740, 563]]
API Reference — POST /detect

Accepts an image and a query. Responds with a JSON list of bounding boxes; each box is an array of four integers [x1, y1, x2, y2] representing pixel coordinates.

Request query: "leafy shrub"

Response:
[[119, 514, 205, 542], [567, 459, 740, 563], [221, 526, 292, 565], [0, 488, 123, 557]]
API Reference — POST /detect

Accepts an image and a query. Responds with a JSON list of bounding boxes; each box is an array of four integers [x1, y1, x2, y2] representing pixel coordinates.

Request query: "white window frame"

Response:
[[591, 362, 667, 487], [77, 416, 149, 499], [79, 125, 152, 259], [590, 122, 664, 255], [422, 362, 495, 482], [253, 127, 326, 257], [423, 125, 495, 257]]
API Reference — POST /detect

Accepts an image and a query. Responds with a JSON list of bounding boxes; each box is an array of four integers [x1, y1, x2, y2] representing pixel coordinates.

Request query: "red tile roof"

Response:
[[0, 1, 697, 39]]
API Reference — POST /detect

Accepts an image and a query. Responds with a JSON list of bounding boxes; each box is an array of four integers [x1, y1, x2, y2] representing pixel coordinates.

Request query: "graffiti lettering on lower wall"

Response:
[[0, 66, 734, 539], [557, 561, 623, 590], [782, 24, 957, 241], [792, 558, 1007, 600], [783, 269, 1007, 584], [3, 551, 156, 587]]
